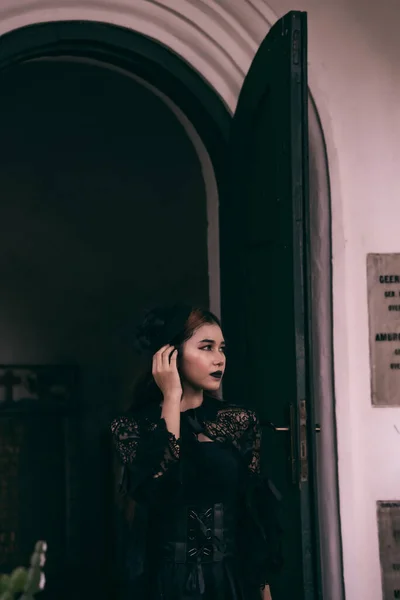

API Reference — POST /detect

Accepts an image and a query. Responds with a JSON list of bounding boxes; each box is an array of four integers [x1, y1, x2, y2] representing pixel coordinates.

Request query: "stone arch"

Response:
[[0, 2, 342, 597], [0, 0, 277, 112]]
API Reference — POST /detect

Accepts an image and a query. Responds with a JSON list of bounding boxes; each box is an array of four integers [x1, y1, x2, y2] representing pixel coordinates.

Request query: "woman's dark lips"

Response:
[[210, 371, 223, 379]]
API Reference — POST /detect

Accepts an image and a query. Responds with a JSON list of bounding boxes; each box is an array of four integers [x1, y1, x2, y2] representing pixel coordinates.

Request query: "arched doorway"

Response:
[[0, 24, 230, 599], [0, 12, 341, 600]]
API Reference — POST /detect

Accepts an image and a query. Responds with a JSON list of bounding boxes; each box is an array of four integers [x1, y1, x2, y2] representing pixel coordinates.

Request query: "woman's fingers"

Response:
[[152, 345, 163, 373], [152, 345, 182, 397], [162, 345, 175, 369], [153, 344, 174, 372], [160, 346, 169, 369]]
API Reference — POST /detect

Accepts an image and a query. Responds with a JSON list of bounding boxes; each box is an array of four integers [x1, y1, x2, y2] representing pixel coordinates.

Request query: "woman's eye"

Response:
[[200, 345, 227, 353]]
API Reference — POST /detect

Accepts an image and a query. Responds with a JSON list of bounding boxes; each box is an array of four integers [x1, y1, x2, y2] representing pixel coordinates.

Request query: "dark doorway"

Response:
[[0, 15, 327, 600], [0, 50, 216, 600]]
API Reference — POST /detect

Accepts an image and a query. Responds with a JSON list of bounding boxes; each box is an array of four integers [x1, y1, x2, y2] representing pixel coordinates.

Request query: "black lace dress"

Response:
[[111, 395, 282, 599]]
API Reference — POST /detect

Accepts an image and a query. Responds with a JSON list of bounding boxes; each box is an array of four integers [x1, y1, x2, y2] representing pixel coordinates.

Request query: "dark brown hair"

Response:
[[119, 306, 223, 526], [128, 306, 222, 411]]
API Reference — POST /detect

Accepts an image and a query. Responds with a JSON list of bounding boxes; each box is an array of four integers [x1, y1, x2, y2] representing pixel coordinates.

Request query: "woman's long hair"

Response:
[[118, 306, 223, 526], [128, 306, 222, 412]]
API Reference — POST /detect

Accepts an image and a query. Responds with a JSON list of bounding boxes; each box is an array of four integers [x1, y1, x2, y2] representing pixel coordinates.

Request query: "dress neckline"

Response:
[[180, 404, 201, 415], [156, 394, 224, 423], [180, 394, 222, 416]]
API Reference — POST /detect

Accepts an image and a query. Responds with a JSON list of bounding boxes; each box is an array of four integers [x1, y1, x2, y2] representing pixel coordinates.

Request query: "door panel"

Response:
[[219, 11, 319, 599]]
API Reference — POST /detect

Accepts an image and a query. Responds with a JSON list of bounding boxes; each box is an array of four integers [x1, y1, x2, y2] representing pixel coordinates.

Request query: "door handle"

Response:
[[265, 423, 321, 433], [262, 404, 320, 485]]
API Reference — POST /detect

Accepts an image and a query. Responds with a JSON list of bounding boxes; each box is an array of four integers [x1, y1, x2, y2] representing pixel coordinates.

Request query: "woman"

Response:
[[111, 304, 282, 599]]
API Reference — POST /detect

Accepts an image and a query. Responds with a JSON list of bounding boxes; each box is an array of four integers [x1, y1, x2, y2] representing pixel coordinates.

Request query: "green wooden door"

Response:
[[219, 11, 320, 600]]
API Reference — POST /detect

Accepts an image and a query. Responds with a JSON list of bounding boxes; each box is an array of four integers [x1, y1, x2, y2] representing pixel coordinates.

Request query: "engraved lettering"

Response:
[[368, 255, 400, 406], [376, 333, 400, 341], [379, 275, 400, 283]]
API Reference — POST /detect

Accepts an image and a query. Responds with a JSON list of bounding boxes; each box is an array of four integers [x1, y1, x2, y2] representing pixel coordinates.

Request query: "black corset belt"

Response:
[[157, 502, 236, 595]]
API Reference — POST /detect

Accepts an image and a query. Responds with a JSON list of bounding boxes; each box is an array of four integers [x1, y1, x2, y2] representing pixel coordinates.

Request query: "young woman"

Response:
[[111, 304, 282, 599]]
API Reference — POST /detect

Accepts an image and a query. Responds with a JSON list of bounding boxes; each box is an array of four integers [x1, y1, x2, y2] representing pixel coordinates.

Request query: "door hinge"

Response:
[[299, 399, 308, 483], [292, 29, 300, 65]]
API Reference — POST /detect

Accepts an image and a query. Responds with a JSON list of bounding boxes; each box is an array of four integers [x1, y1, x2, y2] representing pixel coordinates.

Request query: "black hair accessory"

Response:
[[133, 303, 193, 355]]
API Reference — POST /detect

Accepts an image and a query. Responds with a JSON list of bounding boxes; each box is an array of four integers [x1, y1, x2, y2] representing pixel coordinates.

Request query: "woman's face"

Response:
[[179, 323, 226, 391]]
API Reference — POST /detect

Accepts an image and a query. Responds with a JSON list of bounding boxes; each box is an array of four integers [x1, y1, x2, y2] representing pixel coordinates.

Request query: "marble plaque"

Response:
[[367, 254, 400, 406], [377, 501, 400, 598]]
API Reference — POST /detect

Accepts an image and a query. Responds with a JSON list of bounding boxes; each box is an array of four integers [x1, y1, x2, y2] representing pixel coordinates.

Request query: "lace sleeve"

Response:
[[111, 414, 180, 503], [241, 409, 261, 475], [215, 406, 261, 474]]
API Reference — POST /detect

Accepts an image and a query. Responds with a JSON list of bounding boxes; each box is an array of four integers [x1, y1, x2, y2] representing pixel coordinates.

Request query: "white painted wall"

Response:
[[0, 0, 399, 598], [266, 3, 400, 599], [272, 2, 400, 598]]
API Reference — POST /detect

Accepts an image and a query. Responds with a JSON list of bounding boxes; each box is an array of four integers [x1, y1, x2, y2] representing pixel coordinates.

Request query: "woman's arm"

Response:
[[111, 409, 180, 504], [262, 585, 272, 599], [154, 344, 182, 439], [161, 391, 181, 440], [112, 343, 184, 504]]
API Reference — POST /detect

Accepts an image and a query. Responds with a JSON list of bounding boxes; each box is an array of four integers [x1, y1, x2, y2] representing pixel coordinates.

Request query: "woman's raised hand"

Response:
[[152, 344, 182, 399]]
